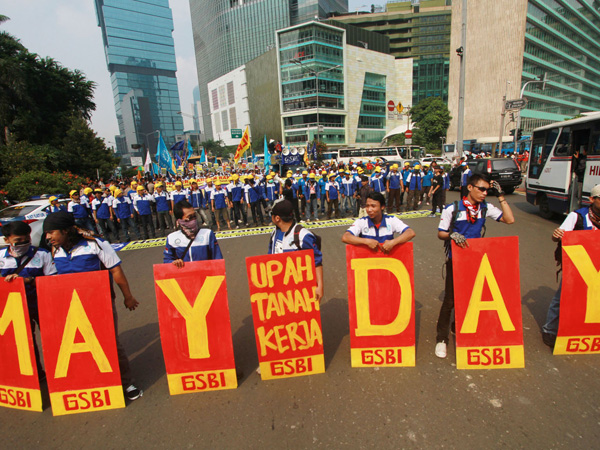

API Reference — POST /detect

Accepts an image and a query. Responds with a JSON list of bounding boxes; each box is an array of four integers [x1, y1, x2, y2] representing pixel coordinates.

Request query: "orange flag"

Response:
[[233, 127, 251, 164]]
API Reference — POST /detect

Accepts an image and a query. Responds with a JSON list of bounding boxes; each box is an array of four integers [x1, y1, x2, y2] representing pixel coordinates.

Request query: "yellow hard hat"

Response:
[[345, 170, 350, 174], [404, 162, 410, 166], [155, 182, 163, 188], [232, 174, 239, 181], [302, 170, 308, 175], [94, 188, 102, 194], [287, 170, 293, 175], [392, 164, 399, 169], [214, 181, 221, 186], [339, 169, 344, 173], [375, 167, 381, 172], [206, 177, 213, 183], [84, 187, 93, 194], [309, 173, 316, 179], [109, 185, 116, 191], [175, 181, 182, 186], [423, 164, 430, 168], [357, 168, 364, 174], [248, 174, 254, 179], [414, 164, 421, 169], [136, 185, 144, 191], [49, 196, 58, 203], [321, 170, 327, 175], [70, 190, 78, 197], [131, 181, 138, 186], [114, 189, 122, 196], [329, 172, 336, 178]]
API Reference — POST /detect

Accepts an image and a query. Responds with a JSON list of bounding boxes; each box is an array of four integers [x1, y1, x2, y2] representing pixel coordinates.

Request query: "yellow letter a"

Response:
[[351, 258, 412, 336], [563, 244, 600, 323], [460, 254, 515, 334], [0, 293, 33, 376], [156, 276, 224, 359], [55, 290, 112, 378]]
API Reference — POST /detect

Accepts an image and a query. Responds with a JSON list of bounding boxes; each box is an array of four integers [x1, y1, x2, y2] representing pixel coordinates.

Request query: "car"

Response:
[[449, 160, 479, 191], [0, 198, 70, 248], [469, 158, 522, 194], [421, 156, 450, 166]]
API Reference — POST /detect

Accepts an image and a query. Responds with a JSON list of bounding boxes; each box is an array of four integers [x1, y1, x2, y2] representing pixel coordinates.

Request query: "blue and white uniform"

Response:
[[189, 189, 203, 209], [325, 181, 340, 200], [92, 197, 112, 219], [68, 198, 90, 218], [163, 229, 223, 262], [154, 191, 171, 212], [438, 201, 503, 256], [133, 193, 154, 216], [170, 189, 189, 205], [211, 188, 228, 209], [53, 238, 121, 275], [341, 177, 355, 197], [112, 196, 133, 219], [268, 226, 323, 266], [460, 168, 472, 187], [346, 215, 411, 243], [388, 171, 402, 190], [406, 171, 422, 191]]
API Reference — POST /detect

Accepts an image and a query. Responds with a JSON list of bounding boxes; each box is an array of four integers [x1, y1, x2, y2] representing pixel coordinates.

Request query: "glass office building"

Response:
[[95, 0, 183, 163], [520, 0, 600, 131], [190, 0, 348, 140]]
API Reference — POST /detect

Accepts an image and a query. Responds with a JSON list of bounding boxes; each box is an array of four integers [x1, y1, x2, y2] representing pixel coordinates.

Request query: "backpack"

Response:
[[444, 200, 487, 256], [554, 211, 584, 268], [293, 223, 322, 251]]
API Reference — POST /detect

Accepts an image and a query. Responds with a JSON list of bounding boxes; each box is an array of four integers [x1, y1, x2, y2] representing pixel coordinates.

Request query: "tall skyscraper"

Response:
[[95, 0, 184, 165], [189, 0, 348, 140]]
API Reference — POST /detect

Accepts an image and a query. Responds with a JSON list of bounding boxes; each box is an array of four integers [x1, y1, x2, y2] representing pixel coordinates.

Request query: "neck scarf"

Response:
[[589, 206, 600, 230], [462, 197, 480, 224]]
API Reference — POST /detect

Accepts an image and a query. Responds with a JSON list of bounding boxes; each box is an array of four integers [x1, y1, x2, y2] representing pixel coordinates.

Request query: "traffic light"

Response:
[[516, 128, 523, 140], [456, 46, 464, 57], [509, 129, 515, 137]]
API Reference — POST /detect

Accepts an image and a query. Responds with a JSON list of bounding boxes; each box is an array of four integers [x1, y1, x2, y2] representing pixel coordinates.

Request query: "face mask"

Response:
[[10, 241, 30, 258], [177, 218, 199, 236]]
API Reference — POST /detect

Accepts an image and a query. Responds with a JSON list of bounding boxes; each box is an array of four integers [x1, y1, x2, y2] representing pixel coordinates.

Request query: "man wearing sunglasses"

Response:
[[434, 174, 515, 359]]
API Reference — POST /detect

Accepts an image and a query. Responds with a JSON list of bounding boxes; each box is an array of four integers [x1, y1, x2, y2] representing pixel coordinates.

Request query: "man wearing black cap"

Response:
[[268, 200, 323, 302], [43, 211, 143, 401]]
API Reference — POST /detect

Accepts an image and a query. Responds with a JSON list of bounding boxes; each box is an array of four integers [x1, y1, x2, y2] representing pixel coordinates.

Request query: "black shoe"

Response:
[[542, 332, 556, 349], [124, 384, 143, 401]]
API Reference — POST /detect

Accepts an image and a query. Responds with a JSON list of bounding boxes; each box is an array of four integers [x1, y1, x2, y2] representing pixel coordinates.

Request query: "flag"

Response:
[[312, 141, 317, 160], [175, 152, 182, 168], [170, 140, 185, 152], [304, 142, 310, 166], [252, 149, 258, 164], [152, 162, 159, 176], [156, 133, 176, 175], [233, 126, 251, 164], [200, 147, 206, 163], [186, 140, 194, 160], [263, 135, 270, 174], [144, 149, 152, 174]]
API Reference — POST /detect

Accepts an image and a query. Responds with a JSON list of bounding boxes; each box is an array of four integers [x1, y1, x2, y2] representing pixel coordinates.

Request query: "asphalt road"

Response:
[[2, 191, 599, 449]]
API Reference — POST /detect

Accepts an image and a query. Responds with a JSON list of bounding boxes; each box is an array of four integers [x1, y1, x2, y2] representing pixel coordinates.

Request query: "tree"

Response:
[[409, 97, 451, 152]]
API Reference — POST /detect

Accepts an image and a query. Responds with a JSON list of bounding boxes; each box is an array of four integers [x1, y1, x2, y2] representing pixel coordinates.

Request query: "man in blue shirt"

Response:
[[421, 165, 434, 206], [211, 181, 232, 232], [318, 171, 328, 214], [341, 171, 356, 218], [92, 189, 116, 243], [400, 162, 411, 209], [342, 192, 415, 253], [268, 199, 323, 302], [48, 196, 66, 214], [228, 174, 248, 229], [405, 165, 423, 211], [370, 167, 386, 194], [325, 173, 340, 219], [386, 164, 403, 213], [170, 181, 189, 209], [435, 174, 514, 359], [303, 173, 320, 222], [68, 190, 95, 232], [133, 185, 156, 240], [1, 221, 57, 379], [44, 211, 143, 401], [164, 200, 223, 266], [153, 182, 173, 237], [245, 176, 266, 227], [460, 162, 471, 198], [112, 189, 140, 242]]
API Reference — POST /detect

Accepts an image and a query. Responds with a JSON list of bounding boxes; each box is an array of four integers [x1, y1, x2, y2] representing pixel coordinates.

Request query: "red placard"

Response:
[[555, 231, 600, 354], [452, 236, 524, 369], [37, 271, 125, 415], [0, 278, 42, 412], [246, 250, 324, 380], [153, 260, 237, 395], [346, 244, 415, 367]]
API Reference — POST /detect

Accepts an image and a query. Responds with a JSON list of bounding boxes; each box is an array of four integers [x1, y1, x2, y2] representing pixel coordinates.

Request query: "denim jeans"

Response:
[[118, 217, 140, 242], [543, 279, 562, 336], [305, 196, 318, 220]]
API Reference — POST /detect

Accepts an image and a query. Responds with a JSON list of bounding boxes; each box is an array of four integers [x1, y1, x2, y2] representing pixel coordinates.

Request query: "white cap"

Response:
[[591, 184, 600, 198]]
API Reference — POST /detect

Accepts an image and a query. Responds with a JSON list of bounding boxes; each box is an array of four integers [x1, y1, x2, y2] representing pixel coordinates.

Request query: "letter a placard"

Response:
[[153, 260, 237, 395], [246, 250, 325, 380], [346, 244, 415, 368], [555, 231, 600, 355], [37, 272, 125, 416], [0, 279, 42, 412], [452, 236, 524, 369]]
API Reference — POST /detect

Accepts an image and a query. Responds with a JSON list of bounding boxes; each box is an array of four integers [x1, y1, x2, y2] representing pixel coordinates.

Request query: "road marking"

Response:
[[111, 210, 437, 252]]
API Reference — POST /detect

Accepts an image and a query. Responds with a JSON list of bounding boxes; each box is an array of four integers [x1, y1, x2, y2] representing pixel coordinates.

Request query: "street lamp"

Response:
[[290, 58, 342, 145], [498, 80, 511, 156], [513, 73, 547, 151]]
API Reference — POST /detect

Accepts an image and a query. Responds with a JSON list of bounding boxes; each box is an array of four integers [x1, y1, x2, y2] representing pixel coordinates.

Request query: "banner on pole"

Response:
[[0, 279, 42, 412], [346, 244, 415, 367], [555, 231, 600, 355], [153, 260, 237, 395], [246, 251, 324, 380], [452, 237, 524, 369], [37, 272, 125, 415]]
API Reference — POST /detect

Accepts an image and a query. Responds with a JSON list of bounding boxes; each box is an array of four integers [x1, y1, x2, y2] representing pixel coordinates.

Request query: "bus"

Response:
[[444, 137, 531, 157], [526, 112, 600, 218], [337, 146, 423, 165]]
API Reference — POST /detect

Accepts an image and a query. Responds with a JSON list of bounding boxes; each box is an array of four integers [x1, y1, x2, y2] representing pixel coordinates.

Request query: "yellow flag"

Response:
[[234, 127, 251, 164]]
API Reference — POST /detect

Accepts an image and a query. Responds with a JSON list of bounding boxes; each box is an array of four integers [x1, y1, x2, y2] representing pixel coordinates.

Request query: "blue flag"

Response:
[[156, 133, 176, 175], [170, 140, 185, 152], [200, 147, 206, 163], [263, 135, 270, 174], [175, 152, 182, 167], [187, 140, 194, 160], [312, 141, 317, 160], [252, 149, 258, 164], [152, 162, 160, 176]]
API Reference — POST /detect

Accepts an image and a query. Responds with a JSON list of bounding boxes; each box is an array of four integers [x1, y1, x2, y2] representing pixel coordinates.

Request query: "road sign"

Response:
[[505, 98, 528, 110], [231, 129, 242, 139], [387, 100, 395, 112], [397, 103, 404, 113], [130, 156, 143, 166], [406, 138, 412, 145], [405, 130, 413, 139]]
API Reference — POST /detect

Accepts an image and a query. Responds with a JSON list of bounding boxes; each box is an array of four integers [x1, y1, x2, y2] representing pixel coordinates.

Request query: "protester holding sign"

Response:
[[268, 199, 323, 302], [342, 192, 415, 253], [43, 211, 143, 401], [434, 174, 514, 359], [541, 184, 600, 349], [1, 221, 57, 379], [164, 200, 223, 267]]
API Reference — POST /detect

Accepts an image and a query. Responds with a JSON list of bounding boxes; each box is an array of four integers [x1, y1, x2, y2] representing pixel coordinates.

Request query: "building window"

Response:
[[218, 86, 227, 108], [221, 110, 229, 131], [229, 107, 237, 129], [211, 89, 219, 110], [227, 81, 235, 105]]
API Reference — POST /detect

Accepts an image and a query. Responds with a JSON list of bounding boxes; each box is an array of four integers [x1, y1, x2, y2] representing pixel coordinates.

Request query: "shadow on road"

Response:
[[121, 322, 165, 392], [231, 313, 259, 386], [523, 285, 557, 330], [321, 297, 349, 369]]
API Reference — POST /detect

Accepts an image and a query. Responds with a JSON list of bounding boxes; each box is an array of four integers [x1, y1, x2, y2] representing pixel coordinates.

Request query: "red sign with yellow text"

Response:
[[37, 271, 125, 415], [246, 250, 324, 380], [555, 231, 600, 355], [453, 237, 524, 369], [346, 244, 415, 368], [0, 278, 42, 412], [153, 260, 237, 395]]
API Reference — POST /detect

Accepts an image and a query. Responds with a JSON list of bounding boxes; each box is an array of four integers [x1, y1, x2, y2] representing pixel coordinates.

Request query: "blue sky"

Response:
[[1, 0, 387, 145]]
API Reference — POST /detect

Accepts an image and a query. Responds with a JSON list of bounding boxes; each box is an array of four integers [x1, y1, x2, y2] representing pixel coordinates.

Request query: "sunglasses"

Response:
[[472, 185, 489, 193]]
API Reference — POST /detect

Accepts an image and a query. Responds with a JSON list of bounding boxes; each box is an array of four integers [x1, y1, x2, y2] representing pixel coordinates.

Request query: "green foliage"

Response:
[[409, 97, 451, 152], [5, 170, 88, 202], [387, 134, 405, 146]]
